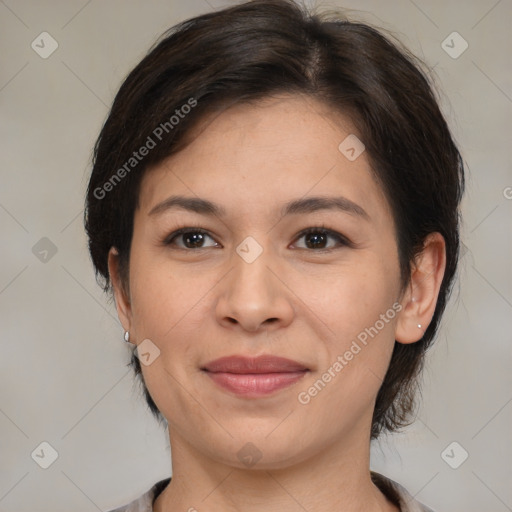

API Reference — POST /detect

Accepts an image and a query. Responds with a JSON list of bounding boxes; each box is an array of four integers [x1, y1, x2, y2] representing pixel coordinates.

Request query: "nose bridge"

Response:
[[215, 233, 293, 331], [230, 234, 276, 302]]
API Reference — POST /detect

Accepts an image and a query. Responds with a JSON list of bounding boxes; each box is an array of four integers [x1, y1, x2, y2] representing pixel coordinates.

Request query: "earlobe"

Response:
[[395, 232, 446, 344], [107, 247, 132, 331]]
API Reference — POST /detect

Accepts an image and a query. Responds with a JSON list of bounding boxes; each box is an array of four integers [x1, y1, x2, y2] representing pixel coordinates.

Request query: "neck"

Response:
[[154, 425, 399, 512]]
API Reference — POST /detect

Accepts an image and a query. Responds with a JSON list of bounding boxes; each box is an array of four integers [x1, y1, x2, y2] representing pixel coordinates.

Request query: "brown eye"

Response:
[[293, 227, 351, 250], [164, 228, 218, 249]]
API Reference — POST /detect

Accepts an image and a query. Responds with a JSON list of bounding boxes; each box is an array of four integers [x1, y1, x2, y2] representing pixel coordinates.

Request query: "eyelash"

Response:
[[162, 224, 353, 252]]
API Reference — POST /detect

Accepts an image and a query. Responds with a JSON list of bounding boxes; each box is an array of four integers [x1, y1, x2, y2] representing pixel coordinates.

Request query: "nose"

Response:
[[215, 243, 295, 334]]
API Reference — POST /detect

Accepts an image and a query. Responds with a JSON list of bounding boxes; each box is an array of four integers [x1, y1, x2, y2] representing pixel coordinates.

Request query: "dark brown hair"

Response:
[[84, 0, 464, 439]]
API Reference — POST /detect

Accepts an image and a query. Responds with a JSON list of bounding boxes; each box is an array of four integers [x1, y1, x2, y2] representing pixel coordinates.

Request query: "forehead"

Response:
[[138, 94, 394, 230]]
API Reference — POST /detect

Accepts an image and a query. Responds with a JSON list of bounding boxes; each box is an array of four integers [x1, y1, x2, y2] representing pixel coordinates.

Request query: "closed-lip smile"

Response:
[[201, 355, 309, 397]]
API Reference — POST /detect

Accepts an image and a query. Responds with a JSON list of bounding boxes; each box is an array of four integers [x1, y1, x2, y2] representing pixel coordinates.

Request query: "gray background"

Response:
[[1, 0, 511, 510]]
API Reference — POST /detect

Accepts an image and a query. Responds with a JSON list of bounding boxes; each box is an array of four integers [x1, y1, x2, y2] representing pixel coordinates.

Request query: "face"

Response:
[[112, 94, 407, 468]]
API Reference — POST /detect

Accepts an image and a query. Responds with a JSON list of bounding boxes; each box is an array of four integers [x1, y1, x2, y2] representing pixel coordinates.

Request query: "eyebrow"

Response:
[[148, 194, 370, 221]]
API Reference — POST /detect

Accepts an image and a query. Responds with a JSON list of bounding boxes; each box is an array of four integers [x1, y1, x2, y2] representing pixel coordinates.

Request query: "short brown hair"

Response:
[[85, 0, 464, 439]]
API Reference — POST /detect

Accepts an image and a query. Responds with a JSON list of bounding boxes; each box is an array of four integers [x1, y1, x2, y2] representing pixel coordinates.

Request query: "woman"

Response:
[[85, 0, 464, 510]]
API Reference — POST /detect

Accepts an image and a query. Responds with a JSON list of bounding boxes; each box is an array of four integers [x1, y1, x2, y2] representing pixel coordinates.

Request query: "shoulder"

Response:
[[371, 472, 437, 512], [105, 477, 171, 512]]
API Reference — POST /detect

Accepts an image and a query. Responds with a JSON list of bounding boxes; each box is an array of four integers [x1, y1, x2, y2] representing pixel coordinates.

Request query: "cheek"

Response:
[[300, 253, 400, 397], [298, 255, 399, 340], [128, 243, 221, 361], [130, 265, 201, 338]]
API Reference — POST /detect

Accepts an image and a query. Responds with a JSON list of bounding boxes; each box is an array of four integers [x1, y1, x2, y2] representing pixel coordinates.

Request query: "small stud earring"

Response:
[[411, 297, 417, 302], [417, 324, 422, 329], [124, 331, 130, 343]]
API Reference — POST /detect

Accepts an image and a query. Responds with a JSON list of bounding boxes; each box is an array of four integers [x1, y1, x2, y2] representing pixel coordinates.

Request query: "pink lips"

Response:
[[202, 355, 309, 397]]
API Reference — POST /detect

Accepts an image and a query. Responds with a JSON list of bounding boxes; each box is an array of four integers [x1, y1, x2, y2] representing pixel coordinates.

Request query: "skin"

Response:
[[108, 93, 446, 512]]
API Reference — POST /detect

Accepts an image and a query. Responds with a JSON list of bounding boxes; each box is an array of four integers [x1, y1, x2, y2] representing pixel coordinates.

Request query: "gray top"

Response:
[[107, 472, 436, 512]]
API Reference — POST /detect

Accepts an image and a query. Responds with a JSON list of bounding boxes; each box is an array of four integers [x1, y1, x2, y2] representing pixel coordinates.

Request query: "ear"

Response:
[[108, 247, 132, 332], [395, 232, 446, 344]]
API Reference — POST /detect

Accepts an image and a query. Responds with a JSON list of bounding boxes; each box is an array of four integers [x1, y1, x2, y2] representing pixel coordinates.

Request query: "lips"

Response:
[[201, 355, 309, 397], [201, 355, 309, 373]]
